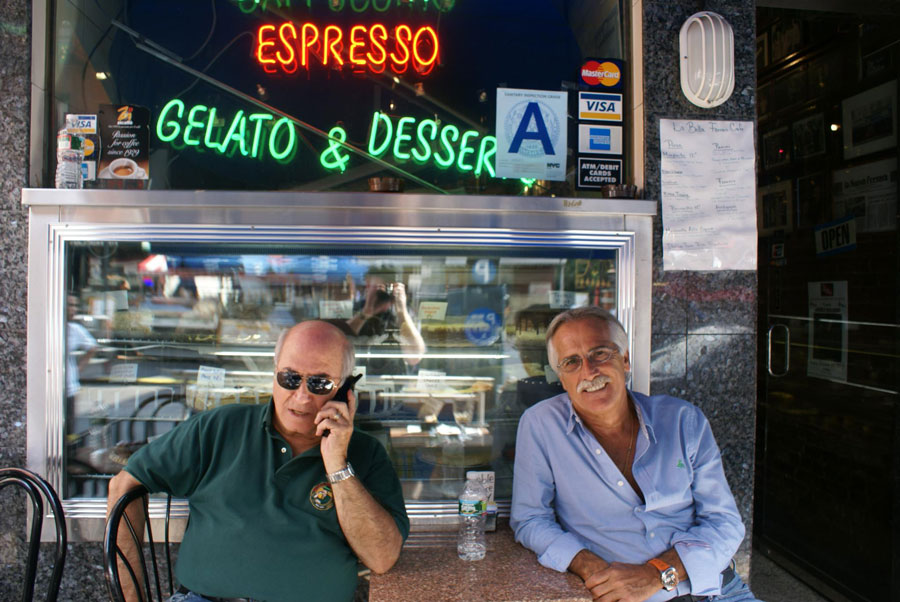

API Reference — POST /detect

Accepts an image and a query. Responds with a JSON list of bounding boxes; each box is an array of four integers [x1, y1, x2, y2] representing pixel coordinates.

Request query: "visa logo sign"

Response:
[[588, 101, 617, 111], [578, 92, 623, 122]]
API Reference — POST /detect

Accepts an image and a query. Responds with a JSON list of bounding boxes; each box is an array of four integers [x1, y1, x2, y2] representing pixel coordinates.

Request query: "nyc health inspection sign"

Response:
[[495, 88, 568, 181]]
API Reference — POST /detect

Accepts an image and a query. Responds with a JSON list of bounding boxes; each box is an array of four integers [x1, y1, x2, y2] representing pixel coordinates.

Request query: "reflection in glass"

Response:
[[49, 0, 625, 193], [63, 242, 617, 501]]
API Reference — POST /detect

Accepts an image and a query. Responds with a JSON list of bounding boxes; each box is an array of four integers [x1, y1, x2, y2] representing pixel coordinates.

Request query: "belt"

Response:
[[669, 564, 736, 602], [176, 585, 259, 602]]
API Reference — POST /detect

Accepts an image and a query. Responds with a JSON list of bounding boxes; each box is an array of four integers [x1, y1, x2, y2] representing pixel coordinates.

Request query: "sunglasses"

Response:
[[276, 369, 339, 396]]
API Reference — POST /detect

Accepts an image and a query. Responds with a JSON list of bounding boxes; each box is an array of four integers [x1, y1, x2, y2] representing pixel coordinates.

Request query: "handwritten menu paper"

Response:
[[660, 119, 757, 271]]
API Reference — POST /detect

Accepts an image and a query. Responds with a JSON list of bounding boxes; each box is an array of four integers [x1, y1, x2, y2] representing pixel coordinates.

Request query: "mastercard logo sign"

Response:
[[580, 60, 622, 89]]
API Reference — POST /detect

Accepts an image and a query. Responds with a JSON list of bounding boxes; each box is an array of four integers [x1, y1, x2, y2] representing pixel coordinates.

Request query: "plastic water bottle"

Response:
[[457, 475, 487, 561], [55, 115, 84, 189]]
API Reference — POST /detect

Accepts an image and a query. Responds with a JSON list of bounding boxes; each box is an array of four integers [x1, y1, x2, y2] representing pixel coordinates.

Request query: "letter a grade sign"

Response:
[[495, 88, 568, 181]]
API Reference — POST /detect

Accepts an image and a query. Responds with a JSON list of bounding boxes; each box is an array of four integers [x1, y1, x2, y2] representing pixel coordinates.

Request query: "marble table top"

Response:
[[369, 527, 591, 602]]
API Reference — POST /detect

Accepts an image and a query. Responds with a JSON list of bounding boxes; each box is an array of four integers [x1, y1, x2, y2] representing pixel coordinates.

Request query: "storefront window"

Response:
[[64, 241, 617, 501], [48, 0, 626, 193]]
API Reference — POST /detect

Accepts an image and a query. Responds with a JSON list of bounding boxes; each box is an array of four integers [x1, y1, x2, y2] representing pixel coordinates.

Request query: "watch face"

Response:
[[661, 567, 678, 591]]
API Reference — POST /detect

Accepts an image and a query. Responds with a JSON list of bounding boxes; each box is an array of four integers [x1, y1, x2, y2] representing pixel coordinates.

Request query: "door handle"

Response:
[[767, 324, 790, 377]]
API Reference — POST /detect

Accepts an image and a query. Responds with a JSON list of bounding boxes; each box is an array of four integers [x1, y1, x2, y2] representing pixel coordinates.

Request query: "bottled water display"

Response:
[[55, 115, 84, 189], [457, 475, 487, 561]]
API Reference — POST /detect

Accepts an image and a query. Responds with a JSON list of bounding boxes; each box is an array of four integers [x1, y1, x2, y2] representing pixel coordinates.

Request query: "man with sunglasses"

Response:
[[510, 307, 762, 602], [107, 320, 408, 602]]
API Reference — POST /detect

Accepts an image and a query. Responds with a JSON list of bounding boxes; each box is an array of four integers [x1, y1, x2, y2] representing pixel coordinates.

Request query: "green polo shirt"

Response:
[[125, 401, 409, 602]]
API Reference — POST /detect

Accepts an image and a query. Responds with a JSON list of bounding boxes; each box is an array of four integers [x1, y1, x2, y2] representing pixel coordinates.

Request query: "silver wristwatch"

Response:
[[647, 558, 678, 591], [326, 462, 355, 484]]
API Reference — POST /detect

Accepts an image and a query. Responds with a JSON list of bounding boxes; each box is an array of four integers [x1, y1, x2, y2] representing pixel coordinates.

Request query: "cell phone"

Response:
[[333, 373, 362, 403], [323, 374, 362, 437]]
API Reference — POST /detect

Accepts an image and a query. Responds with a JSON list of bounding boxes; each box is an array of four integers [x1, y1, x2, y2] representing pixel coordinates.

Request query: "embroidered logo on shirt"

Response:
[[309, 482, 335, 511], [676, 459, 686, 468]]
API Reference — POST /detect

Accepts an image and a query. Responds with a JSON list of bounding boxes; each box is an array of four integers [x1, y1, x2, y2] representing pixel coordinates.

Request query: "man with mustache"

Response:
[[510, 307, 762, 602]]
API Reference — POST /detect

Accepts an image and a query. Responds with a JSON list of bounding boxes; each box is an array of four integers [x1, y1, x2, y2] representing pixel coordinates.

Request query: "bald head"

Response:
[[274, 321, 356, 379]]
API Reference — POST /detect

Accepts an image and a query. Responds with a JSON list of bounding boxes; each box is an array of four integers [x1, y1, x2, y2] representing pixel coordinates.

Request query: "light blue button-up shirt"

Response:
[[510, 390, 745, 600]]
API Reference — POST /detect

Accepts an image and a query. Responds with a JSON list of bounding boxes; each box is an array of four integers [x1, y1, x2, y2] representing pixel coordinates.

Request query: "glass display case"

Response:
[[25, 188, 653, 540]]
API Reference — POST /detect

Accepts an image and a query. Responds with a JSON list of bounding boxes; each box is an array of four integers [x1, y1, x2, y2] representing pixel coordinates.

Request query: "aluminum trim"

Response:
[[25, 190, 653, 540], [22, 188, 657, 217]]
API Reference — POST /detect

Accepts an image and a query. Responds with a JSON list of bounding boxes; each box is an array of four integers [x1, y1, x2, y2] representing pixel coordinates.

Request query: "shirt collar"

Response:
[[260, 398, 323, 458], [564, 390, 657, 444], [261, 398, 276, 432], [565, 396, 580, 433], [629, 392, 657, 444]]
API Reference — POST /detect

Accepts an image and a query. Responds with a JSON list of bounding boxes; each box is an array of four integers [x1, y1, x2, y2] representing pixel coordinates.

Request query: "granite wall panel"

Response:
[[649, 333, 687, 398], [643, 0, 759, 578], [1, 1, 109, 599], [0, 0, 40, 596]]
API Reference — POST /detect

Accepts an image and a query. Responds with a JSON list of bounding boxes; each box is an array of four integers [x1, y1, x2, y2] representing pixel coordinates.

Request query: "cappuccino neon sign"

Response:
[[235, 0, 455, 13], [256, 21, 439, 75]]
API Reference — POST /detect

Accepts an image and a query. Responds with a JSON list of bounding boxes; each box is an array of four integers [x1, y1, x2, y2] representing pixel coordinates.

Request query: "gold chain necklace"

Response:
[[618, 412, 636, 476]]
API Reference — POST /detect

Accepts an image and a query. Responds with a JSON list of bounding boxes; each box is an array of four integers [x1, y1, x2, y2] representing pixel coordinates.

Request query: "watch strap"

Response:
[[647, 558, 678, 591], [326, 462, 355, 484]]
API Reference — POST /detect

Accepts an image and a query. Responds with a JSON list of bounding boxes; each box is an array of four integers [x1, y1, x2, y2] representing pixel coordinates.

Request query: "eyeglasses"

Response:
[[555, 346, 618, 374], [276, 369, 339, 396]]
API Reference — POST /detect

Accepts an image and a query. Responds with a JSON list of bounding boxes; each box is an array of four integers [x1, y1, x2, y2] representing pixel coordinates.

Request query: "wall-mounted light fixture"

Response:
[[679, 11, 735, 108]]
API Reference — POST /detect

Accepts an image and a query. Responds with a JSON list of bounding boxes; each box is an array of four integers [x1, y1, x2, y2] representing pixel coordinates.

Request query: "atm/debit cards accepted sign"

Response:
[[578, 157, 622, 188]]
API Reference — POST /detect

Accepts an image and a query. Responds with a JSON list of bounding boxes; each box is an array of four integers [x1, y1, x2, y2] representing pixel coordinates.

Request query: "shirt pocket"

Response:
[[643, 461, 694, 513]]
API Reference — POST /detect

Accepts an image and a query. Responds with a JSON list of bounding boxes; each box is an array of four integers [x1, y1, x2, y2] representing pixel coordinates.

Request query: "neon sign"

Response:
[[319, 112, 495, 176], [156, 99, 296, 162], [256, 22, 439, 75], [155, 101, 493, 178], [235, 0, 455, 14]]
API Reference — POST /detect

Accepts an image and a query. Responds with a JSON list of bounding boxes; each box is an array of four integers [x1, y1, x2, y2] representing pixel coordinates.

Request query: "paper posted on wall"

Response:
[[659, 119, 757, 271]]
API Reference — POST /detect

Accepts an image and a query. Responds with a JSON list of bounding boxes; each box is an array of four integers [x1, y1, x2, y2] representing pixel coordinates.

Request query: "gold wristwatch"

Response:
[[647, 558, 678, 591]]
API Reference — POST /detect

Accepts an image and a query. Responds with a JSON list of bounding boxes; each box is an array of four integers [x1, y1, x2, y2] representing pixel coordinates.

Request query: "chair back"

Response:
[[103, 485, 175, 602], [0, 467, 68, 602]]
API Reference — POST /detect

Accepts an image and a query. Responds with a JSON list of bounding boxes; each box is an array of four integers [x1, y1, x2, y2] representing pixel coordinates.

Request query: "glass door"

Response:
[[756, 7, 899, 601]]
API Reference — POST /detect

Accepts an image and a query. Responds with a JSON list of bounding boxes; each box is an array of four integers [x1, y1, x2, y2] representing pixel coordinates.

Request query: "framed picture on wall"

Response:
[[807, 53, 838, 99], [770, 18, 804, 63], [757, 33, 769, 71], [758, 82, 772, 116], [796, 172, 829, 229], [842, 80, 897, 158], [792, 113, 826, 159], [763, 127, 792, 169], [758, 179, 794, 235]]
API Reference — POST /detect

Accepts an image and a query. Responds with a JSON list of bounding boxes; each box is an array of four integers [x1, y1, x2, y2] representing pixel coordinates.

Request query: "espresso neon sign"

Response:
[[256, 22, 439, 75]]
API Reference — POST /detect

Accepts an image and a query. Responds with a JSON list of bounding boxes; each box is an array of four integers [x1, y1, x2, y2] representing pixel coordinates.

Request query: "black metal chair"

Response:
[[0, 467, 68, 602], [104, 485, 175, 602]]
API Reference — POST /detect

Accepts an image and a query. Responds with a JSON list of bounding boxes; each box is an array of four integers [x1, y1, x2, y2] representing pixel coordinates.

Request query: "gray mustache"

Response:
[[577, 375, 611, 393]]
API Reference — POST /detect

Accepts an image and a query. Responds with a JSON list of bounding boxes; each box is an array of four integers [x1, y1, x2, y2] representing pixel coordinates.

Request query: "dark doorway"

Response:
[[755, 4, 899, 602]]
